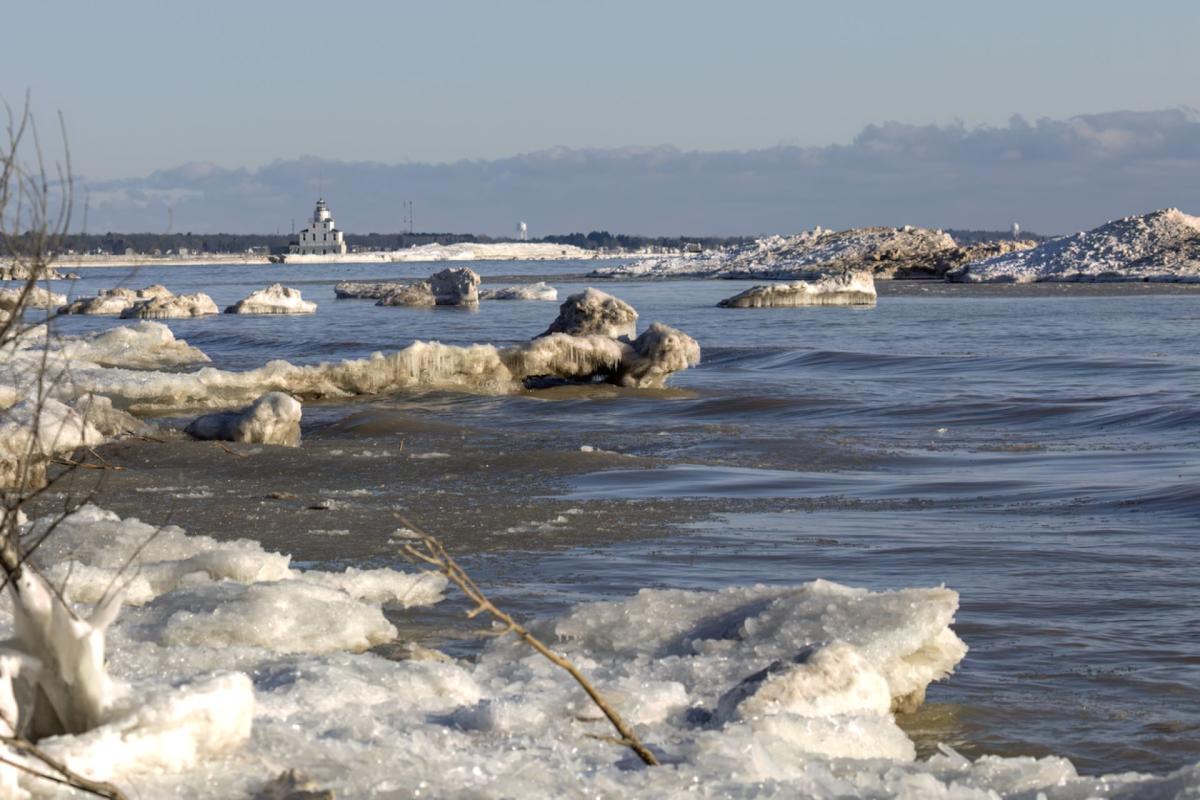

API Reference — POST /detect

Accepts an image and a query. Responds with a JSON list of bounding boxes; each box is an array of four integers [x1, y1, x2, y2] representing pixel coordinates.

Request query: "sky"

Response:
[[3, 0, 1199, 234]]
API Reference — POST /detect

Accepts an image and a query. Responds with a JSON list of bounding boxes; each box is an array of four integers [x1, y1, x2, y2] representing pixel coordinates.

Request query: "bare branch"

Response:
[[396, 514, 660, 767]]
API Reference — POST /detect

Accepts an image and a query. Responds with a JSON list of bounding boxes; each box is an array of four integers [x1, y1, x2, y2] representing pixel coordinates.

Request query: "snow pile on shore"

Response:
[[598, 226, 961, 280], [285, 242, 594, 264], [952, 208, 1200, 283], [224, 284, 317, 314], [718, 271, 877, 307]]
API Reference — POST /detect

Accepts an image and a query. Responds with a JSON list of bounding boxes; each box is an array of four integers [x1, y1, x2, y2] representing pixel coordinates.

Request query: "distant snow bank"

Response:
[[281, 241, 597, 264], [952, 208, 1200, 283], [595, 225, 1031, 280]]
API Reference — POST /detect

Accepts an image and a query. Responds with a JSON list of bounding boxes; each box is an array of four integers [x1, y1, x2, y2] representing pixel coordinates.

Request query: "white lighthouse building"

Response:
[[289, 198, 347, 256]]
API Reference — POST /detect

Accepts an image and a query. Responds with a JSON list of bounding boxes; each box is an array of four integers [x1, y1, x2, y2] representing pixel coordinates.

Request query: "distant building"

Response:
[[289, 198, 347, 256]]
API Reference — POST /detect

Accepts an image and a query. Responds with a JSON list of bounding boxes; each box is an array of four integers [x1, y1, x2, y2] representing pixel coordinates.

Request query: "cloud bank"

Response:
[[81, 109, 1200, 236]]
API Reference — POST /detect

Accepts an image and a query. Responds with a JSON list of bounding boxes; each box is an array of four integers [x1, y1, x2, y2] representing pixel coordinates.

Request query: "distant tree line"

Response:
[[1, 229, 1046, 257], [3, 230, 756, 256]]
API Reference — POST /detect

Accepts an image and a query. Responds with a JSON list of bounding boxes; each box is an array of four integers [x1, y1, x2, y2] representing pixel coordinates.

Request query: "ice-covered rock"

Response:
[[0, 262, 70, 281], [375, 281, 435, 307], [224, 283, 317, 314], [718, 271, 877, 307], [539, 288, 638, 339], [0, 285, 67, 312], [185, 392, 302, 446], [430, 267, 481, 306], [120, 292, 218, 319], [953, 208, 1200, 283], [479, 282, 558, 301]]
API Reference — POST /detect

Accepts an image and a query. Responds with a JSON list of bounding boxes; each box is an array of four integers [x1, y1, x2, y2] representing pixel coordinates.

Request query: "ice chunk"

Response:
[[40, 672, 254, 782], [479, 282, 558, 301], [0, 285, 66, 312], [717, 271, 877, 308], [0, 397, 105, 490], [224, 284, 317, 314], [57, 321, 210, 368], [184, 392, 302, 447], [375, 282, 435, 307], [538, 288, 638, 339], [614, 322, 701, 388], [120, 292, 218, 319], [335, 281, 412, 300], [59, 285, 173, 316]]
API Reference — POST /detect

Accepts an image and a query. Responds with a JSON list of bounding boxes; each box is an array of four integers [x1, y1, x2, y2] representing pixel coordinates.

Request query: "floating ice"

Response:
[[59, 285, 173, 316], [57, 321, 210, 368], [374, 281, 435, 307], [479, 282, 558, 301], [224, 284, 317, 314], [718, 271, 877, 307], [120, 292, 218, 319], [185, 392, 302, 446]]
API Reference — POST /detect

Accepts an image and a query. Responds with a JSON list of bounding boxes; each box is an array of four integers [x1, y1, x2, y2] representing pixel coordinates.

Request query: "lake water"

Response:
[[46, 260, 1200, 776]]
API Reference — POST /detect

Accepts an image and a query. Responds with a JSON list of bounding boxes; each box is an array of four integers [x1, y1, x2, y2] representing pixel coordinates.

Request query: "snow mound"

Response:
[[479, 282, 558, 301], [185, 392, 302, 446], [599, 226, 960, 279], [539, 288, 639, 339], [718, 271, 877, 307], [953, 208, 1200, 282], [224, 284, 317, 314]]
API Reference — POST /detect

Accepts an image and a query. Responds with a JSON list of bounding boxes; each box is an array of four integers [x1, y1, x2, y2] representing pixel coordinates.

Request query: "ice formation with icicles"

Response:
[[1, 506, 1198, 797], [951, 208, 1200, 283]]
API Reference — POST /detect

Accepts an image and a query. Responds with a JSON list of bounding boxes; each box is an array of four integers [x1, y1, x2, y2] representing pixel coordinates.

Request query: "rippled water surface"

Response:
[[48, 261, 1200, 775]]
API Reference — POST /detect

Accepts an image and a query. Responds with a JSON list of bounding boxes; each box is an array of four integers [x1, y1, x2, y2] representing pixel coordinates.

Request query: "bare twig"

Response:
[[0, 736, 127, 799], [396, 515, 660, 767]]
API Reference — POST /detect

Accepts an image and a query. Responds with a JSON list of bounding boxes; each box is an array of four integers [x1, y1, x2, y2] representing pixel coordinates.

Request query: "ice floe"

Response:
[[120, 292, 219, 319], [479, 282, 558, 301], [224, 284, 317, 314], [718, 271, 877, 307]]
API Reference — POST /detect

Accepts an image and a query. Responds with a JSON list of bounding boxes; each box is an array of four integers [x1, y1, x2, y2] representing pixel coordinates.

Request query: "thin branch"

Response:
[[0, 736, 127, 799], [396, 515, 660, 767]]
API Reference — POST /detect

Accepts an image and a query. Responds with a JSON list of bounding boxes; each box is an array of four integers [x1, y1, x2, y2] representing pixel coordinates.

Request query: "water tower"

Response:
[[517, 221, 528, 241]]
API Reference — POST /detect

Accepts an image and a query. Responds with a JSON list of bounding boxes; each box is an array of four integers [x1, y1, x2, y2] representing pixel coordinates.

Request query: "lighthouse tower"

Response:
[[289, 198, 347, 256]]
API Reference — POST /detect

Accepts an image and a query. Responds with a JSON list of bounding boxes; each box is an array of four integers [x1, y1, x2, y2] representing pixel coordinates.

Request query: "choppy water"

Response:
[[48, 261, 1200, 775]]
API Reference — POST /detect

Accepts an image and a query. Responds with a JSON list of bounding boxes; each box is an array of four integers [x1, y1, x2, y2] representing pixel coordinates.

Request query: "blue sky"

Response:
[[5, 1, 1197, 178], [3, 1, 1199, 233]]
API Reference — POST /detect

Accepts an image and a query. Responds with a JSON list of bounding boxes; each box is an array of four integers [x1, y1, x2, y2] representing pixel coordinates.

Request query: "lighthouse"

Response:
[[289, 198, 347, 256]]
